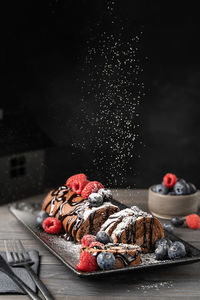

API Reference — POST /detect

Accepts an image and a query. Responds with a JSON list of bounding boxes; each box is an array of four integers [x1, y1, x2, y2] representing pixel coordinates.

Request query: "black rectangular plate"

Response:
[[9, 200, 200, 277]]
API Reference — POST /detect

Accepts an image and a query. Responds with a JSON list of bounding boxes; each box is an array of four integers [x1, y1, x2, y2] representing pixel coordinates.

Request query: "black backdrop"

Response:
[[1, 0, 200, 188]]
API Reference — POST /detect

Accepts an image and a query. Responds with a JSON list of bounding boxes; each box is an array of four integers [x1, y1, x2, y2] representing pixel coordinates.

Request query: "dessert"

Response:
[[41, 184, 119, 242], [100, 206, 164, 253], [80, 243, 141, 270], [40, 173, 166, 272]]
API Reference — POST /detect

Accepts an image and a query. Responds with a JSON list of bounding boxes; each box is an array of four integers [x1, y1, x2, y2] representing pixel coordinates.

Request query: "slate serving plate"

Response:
[[9, 199, 200, 277]]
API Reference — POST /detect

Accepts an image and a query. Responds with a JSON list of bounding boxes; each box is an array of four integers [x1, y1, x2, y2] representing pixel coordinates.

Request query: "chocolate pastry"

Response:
[[81, 243, 141, 269], [41, 186, 119, 242], [100, 206, 164, 253]]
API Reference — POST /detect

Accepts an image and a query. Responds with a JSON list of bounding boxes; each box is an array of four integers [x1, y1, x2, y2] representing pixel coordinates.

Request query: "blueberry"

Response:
[[152, 184, 168, 195], [152, 185, 157, 192], [171, 216, 184, 227], [155, 238, 172, 249], [163, 223, 174, 233], [98, 188, 113, 201], [88, 193, 103, 207], [187, 183, 197, 194], [36, 211, 49, 228], [168, 241, 186, 259], [155, 244, 169, 260], [97, 252, 116, 270], [173, 179, 188, 195], [96, 231, 112, 244]]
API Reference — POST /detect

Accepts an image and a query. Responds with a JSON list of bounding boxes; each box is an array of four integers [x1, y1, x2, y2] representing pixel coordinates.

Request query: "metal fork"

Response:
[[4, 240, 54, 300]]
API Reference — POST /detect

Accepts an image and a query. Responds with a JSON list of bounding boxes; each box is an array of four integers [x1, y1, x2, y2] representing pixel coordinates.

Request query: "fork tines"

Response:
[[4, 240, 32, 266]]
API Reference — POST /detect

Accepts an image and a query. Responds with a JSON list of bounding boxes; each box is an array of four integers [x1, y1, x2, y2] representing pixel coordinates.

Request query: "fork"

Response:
[[4, 240, 55, 300]]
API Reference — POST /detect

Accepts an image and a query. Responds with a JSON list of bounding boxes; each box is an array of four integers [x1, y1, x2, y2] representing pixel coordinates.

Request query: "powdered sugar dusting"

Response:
[[49, 236, 81, 265], [113, 215, 137, 238], [83, 201, 118, 220], [137, 280, 173, 292], [101, 208, 134, 231], [140, 253, 169, 265], [73, 0, 145, 187]]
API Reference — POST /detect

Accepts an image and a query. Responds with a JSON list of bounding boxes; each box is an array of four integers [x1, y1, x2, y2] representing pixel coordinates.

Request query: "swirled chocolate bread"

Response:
[[81, 243, 141, 269], [41, 186, 119, 242], [100, 206, 164, 253]]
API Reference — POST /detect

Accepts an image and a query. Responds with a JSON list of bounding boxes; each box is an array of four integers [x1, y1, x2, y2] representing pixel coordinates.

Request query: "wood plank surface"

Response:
[[0, 189, 200, 300]]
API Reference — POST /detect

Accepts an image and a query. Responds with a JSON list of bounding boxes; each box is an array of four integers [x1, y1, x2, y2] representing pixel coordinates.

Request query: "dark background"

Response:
[[1, 0, 200, 189]]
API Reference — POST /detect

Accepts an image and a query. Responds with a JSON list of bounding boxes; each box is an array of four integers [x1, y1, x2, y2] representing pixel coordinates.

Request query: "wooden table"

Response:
[[0, 189, 200, 300]]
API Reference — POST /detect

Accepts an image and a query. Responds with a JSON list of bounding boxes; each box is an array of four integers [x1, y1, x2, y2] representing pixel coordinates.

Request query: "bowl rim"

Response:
[[148, 185, 199, 198]]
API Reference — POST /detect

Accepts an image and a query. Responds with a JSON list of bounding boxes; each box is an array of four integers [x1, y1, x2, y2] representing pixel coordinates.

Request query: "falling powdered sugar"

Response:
[[73, 0, 146, 187]]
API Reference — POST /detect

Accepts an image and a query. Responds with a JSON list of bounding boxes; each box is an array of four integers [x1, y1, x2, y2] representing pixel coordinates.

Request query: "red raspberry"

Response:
[[81, 234, 97, 247], [42, 217, 62, 234], [66, 174, 87, 189], [89, 241, 104, 249], [81, 181, 104, 199], [163, 173, 177, 188], [186, 214, 200, 230], [76, 250, 98, 272], [72, 178, 88, 195]]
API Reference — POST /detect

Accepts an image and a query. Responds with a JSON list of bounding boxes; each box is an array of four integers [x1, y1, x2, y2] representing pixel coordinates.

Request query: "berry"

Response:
[[171, 216, 184, 227], [42, 217, 62, 234], [168, 241, 186, 259], [186, 214, 200, 230], [163, 223, 174, 233], [163, 173, 177, 188], [152, 184, 168, 195], [72, 178, 88, 195], [155, 244, 168, 260], [188, 183, 197, 194], [66, 174, 87, 189], [98, 188, 113, 201], [81, 234, 97, 247], [96, 231, 112, 244], [89, 241, 104, 249], [81, 181, 104, 199], [155, 238, 172, 249], [173, 179, 188, 195], [97, 252, 116, 270], [36, 211, 49, 228], [88, 193, 103, 207], [76, 250, 98, 272]]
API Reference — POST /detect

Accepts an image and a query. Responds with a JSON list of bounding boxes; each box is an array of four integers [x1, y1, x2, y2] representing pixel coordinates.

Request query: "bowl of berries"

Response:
[[148, 173, 199, 219]]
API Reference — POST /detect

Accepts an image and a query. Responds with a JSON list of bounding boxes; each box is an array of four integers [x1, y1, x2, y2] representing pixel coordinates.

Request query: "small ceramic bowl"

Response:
[[148, 186, 199, 219]]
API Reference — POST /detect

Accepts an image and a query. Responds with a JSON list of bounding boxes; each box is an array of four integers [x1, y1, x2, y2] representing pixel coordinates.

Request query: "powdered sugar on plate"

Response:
[[141, 253, 168, 265]]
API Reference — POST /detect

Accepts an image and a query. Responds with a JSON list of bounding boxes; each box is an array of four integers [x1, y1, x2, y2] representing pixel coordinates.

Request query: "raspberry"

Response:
[[76, 250, 98, 272], [81, 234, 97, 247], [81, 181, 104, 199], [186, 214, 200, 230], [163, 173, 177, 188], [66, 174, 87, 189], [42, 217, 62, 234], [89, 241, 104, 249], [72, 178, 88, 195]]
